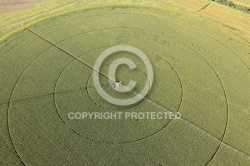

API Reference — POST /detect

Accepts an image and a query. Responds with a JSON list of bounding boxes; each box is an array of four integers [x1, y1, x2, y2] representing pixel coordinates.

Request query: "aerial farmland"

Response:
[[0, 0, 250, 165]]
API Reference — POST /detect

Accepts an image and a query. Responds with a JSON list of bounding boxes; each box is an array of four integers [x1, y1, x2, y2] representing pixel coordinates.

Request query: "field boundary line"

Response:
[[198, 3, 211, 12]]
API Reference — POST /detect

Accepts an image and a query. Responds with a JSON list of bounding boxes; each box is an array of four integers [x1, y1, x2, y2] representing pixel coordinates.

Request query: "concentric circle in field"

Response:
[[54, 45, 182, 143], [86, 63, 150, 110], [1, 5, 250, 166]]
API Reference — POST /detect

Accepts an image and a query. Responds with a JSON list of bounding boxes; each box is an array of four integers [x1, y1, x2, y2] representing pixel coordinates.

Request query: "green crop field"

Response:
[[0, 2, 250, 166]]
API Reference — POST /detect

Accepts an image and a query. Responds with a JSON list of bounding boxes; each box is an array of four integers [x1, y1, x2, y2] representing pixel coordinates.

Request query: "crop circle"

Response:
[[1, 5, 249, 166]]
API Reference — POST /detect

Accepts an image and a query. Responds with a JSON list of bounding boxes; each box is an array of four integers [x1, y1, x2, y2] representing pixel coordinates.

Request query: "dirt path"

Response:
[[0, 0, 43, 13]]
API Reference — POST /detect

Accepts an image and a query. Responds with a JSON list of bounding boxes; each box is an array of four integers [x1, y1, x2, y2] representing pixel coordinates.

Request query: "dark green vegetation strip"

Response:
[[211, 0, 250, 13]]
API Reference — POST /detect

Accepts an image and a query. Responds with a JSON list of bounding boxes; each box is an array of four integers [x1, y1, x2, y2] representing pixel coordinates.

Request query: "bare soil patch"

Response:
[[0, 0, 43, 13]]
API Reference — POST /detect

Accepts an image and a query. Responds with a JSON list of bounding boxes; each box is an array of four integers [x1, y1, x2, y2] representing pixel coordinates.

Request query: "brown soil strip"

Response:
[[0, 0, 43, 13]]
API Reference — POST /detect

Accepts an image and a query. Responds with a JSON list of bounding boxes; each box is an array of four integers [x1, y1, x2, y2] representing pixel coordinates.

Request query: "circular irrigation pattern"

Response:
[[0, 5, 250, 166]]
